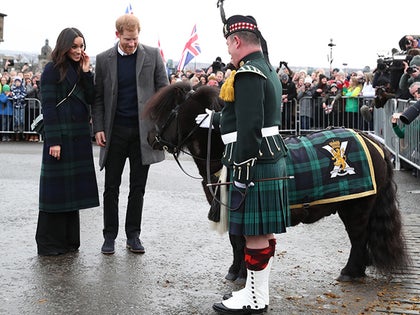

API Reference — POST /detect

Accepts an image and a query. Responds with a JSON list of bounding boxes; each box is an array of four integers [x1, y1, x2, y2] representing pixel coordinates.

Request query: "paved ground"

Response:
[[0, 142, 419, 315]]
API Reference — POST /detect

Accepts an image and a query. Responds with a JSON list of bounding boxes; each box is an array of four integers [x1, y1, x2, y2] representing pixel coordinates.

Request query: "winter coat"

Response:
[[11, 85, 27, 107], [39, 60, 99, 213], [345, 85, 362, 113], [92, 43, 169, 169], [0, 92, 13, 115]]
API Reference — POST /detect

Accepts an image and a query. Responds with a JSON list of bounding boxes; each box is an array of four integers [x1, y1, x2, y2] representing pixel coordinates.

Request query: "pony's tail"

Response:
[[367, 150, 411, 274]]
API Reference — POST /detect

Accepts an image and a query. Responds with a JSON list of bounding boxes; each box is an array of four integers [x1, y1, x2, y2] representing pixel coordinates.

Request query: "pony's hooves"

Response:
[[336, 274, 353, 282], [336, 274, 365, 282], [225, 272, 238, 281]]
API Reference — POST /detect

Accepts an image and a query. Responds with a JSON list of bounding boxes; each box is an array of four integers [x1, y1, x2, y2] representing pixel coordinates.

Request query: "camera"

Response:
[[376, 58, 391, 72], [406, 65, 418, 75], [376, 53, 409, 72], [400, 100, 420, 124], [276, 61, 288, 73], [374, 85, 395, 108]]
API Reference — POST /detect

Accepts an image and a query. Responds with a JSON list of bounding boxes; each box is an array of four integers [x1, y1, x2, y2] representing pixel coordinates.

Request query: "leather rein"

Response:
[[152, 90, 217, 180]]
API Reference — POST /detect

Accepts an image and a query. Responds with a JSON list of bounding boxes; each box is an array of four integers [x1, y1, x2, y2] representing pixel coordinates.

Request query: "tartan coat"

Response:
[[91, 43, 169, 170], [39, 60, 99, 213]]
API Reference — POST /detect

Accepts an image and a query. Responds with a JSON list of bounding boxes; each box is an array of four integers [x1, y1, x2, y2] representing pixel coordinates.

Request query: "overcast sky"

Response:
[[0, 0, 418, 71]]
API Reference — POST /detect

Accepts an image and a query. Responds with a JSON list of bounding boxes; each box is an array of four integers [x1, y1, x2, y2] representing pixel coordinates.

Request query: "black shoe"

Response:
[[38, 251, 62, 256], [213, 302, 266, 314], [101, 239, 115, 255], [126, 238, 145, 254], [222, 293, 232, 300]]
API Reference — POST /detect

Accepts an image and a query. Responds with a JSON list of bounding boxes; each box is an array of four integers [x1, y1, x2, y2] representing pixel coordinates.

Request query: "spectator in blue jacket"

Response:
[[0, 84, 13, 141]]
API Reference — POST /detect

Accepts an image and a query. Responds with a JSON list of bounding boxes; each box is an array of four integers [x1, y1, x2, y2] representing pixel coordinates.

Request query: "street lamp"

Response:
[[327, 38, 336, 77]]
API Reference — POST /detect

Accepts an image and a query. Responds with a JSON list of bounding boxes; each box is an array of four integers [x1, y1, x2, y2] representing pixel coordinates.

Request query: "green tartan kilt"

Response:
[[228, 156, 291, 236]]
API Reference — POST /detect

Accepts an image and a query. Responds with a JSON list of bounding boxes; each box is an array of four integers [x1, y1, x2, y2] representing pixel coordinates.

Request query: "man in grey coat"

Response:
[[92, 14, 169, 255]]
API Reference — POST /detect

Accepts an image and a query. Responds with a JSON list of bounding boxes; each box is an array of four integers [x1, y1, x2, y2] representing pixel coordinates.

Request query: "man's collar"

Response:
[[117, 43, 137, 56]]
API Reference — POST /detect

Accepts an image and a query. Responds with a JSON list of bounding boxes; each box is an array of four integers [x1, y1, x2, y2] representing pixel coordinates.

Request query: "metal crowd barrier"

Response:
[[280, 96, 420, 172], [0, 97, 42, 141], [381, 98, 420, 172], [280, 96, 375, 135]]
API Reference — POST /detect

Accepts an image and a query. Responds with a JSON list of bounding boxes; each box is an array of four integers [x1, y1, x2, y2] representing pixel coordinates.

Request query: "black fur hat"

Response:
[[223, 15, 258, 38]]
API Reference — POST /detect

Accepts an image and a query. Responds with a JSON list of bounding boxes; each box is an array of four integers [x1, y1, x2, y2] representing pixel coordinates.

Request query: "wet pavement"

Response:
[[0, 142, 419, 315]]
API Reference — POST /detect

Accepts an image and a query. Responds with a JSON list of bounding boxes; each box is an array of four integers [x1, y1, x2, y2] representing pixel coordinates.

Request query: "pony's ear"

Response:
[[192, 86, 223, 112], [143, 82, 193, 121]]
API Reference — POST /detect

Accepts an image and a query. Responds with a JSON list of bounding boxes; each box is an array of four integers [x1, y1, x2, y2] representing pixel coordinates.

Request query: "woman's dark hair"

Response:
[[51, 27, 86, 82]]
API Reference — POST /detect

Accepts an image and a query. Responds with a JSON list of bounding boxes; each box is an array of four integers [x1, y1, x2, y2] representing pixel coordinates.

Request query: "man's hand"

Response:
[[195, 108, 214, 128], [233, 181, 254, 191], [95, 131, 106, 147]]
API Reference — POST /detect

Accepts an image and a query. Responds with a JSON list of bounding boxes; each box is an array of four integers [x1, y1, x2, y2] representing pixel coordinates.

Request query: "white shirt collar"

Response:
[[117, 43, 137, 56]]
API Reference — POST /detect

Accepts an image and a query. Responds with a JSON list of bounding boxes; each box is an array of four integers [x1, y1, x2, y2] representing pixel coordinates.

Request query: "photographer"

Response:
[[208, 56, 225, 74], [400, 82, 420, 125], [276, 61, 295, 79], [373, 58, 396, 108], [399, 35, 420, 52], [391, 82, 420, 176], [399, 55, 420, 99]]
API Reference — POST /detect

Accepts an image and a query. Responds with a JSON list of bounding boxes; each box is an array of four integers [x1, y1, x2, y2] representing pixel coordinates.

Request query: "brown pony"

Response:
[[143, 82, 410, 282]]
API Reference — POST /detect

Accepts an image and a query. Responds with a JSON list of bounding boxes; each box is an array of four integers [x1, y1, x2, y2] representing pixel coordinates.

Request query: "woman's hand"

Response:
[[49, 145, 61, 160], [81, 51, 91, 72]]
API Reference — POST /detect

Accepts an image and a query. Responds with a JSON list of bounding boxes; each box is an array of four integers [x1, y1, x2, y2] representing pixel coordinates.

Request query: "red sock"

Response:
[[245, 245, 274, 271], [269, 238, 276, 256]]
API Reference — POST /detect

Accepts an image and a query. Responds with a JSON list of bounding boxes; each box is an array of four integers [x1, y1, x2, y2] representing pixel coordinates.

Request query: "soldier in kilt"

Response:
[[196, 14, 291, 315], [36, 28, 99, 256]]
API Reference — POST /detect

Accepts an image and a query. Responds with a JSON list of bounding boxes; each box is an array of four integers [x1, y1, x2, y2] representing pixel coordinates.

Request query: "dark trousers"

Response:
[[103, 125, 150, 240], [35, 210, 80, 255]]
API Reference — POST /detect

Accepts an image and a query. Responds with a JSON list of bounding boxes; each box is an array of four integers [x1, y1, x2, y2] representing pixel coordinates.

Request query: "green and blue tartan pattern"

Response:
[[228, 157, 291, 236], [285, 128, 377, 208]]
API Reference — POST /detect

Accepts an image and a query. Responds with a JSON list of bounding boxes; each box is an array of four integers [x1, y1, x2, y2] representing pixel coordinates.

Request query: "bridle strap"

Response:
[[172, 152, 203, 180], [205, 110, 246, 211]]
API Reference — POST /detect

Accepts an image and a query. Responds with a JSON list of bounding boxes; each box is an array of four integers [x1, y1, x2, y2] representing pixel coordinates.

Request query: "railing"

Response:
[[380, 98, 420, 172], [280, 95, 420, 172], [280, 96, 375, 135], [0, 97, 42, 141]]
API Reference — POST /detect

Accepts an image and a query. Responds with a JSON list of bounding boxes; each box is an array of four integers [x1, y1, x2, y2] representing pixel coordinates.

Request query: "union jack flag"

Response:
[[177, 24, 201, 71]]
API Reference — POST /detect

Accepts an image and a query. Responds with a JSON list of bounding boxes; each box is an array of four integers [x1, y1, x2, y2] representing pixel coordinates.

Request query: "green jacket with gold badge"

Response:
[[213, 51, 287, 184]]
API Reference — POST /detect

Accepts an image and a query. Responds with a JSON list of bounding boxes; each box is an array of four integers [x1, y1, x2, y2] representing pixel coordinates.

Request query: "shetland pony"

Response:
[[143, 82, 409, 282]]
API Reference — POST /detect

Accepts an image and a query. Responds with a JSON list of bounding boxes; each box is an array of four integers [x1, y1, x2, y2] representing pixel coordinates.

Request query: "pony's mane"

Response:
[[189, 86, 224, 112], [143, 82, 192, 122], [143, 82, 224, 123]]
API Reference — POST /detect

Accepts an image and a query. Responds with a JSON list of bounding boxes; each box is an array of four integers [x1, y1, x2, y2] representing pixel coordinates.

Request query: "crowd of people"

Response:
[[0, 61, 42, 142]]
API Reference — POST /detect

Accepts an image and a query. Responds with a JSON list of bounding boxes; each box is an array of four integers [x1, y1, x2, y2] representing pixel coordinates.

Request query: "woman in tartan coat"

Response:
[[35, 27, 99, 256]]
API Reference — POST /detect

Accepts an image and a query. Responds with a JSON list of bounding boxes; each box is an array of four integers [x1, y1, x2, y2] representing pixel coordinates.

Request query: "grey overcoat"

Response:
[[92, 43, 169, 169]]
